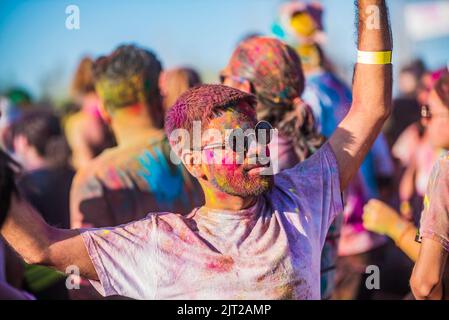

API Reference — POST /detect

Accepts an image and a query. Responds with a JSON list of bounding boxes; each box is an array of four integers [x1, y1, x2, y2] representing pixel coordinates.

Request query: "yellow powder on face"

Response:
[[290, 13, 317, 37]]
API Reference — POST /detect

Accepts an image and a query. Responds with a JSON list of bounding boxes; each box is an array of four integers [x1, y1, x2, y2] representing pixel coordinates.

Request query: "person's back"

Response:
[[70, 45, 204, 229], [71, 129, 203, 228], [18, 167, 74, 228]]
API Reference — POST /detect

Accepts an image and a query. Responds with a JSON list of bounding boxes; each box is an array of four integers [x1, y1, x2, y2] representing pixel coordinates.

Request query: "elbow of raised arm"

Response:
[[23, 250, 48, 265], [410, 273, 441, 300], [379, 102, 393, 122], [351, 99, 392, 124]]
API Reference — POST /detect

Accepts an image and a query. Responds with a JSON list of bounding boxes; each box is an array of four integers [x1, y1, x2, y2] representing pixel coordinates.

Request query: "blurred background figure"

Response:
[[159, 67, 201, 111], [384, 60, 427, 148], [64, 56, 116, 170], [364, 70, 449, 300], [0, 88, 32, 150], [9, 109, 73, 300], [392, 69, 447, 224]]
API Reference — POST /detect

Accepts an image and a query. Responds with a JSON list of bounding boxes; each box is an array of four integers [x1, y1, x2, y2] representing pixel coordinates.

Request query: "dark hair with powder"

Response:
[[93, 44, 164, 128], [165, 84, 256, 146]]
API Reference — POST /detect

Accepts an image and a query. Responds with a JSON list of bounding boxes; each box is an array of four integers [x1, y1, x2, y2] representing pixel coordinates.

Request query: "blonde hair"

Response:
[[71, 56, 96, 99]]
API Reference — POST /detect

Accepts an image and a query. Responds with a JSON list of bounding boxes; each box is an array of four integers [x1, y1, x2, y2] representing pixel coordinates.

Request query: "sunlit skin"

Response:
[[183, 102, 274, 211], [423, 89, 449, 150]]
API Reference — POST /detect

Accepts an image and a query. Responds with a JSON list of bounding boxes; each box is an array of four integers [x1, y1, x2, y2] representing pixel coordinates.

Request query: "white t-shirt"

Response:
[[81, 143, 343, 299]]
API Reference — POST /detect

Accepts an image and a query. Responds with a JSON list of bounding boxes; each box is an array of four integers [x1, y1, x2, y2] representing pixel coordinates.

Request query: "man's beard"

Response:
[[213, 169, 274, 197]]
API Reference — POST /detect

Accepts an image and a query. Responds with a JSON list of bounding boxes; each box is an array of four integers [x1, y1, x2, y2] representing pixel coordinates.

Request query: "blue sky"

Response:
[[0, 0, 448, 101]]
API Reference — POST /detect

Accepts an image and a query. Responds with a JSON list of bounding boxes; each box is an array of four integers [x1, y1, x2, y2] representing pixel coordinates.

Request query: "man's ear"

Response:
[[13, 135, 28, 155], [182, 151, 206, 180], [97, 100, 112, 124]]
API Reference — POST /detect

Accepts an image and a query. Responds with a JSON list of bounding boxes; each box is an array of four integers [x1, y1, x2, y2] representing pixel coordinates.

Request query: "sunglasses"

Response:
[[201, 120, 273, 154]]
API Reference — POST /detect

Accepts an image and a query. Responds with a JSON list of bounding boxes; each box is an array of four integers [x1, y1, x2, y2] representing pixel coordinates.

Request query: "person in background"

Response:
[[70, 44, 204, 228], [221, 36, 342, 300], [64, 56, 116, 170], [9, 109, 74, 299], [383, 60, 426, 147], [159, 67, 201, 111], [364, 72, 449, 300], [391, 69, 446, 224], [0, 88, 32, 150]]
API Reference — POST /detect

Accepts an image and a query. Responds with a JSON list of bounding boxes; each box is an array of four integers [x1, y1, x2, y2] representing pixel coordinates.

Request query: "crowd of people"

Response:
[[0, 0, 448, 300]]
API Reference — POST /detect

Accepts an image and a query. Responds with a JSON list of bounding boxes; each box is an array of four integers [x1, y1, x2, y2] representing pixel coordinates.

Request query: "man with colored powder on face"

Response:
[[1, 0, 392, 299], [70, 44, 204, 230]]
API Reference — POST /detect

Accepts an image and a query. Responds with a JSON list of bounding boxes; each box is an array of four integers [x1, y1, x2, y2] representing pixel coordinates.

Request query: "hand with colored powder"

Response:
[[363, 199, 420, 261], [363, 199, 402, 236]]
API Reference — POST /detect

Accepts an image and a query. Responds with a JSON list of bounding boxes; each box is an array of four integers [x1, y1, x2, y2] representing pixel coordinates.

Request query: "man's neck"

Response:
[[201, 181, 257, 211], [304, 66, 325, 77], [22, 152, 49, 172], [110, 104, 160, 146]]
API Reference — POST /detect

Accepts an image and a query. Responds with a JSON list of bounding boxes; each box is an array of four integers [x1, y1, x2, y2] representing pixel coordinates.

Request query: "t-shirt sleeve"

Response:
[[275, 143, 344, 247], [418, 156, 449, 252], [80, 216, 158, 298]]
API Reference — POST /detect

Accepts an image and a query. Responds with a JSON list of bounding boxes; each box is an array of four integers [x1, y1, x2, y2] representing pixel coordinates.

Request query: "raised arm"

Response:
[[1, 194, 98, 281], [329, 0, 393, 190]]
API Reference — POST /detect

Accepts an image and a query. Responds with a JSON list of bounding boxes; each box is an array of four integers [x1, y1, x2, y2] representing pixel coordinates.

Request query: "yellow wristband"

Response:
[[357, 50, 392, 65]]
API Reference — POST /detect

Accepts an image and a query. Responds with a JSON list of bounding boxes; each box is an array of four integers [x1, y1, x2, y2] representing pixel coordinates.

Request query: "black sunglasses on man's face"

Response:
[[201, 120, 273, 154]]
